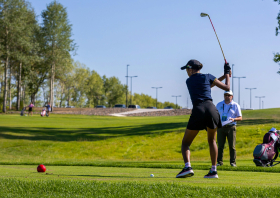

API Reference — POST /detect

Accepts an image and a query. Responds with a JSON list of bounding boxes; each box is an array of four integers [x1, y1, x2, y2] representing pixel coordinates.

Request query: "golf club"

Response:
[[200, 12, 230, 76]]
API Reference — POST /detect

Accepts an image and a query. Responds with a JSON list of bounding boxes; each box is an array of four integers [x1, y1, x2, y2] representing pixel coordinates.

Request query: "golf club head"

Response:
[[200, 12, 208, 17]]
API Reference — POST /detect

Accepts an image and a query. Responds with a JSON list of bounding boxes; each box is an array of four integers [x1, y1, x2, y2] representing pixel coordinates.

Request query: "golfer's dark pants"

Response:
[[217, 125, 236, 164]]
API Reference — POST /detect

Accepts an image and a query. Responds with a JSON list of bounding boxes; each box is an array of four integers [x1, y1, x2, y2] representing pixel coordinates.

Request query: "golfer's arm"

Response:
[[211, 75, 226, 88], [211, 74, 230, 91]]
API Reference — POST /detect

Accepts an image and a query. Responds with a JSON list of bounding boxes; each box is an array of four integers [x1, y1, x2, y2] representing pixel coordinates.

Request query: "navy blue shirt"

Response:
[[186, 73, 216, 105]]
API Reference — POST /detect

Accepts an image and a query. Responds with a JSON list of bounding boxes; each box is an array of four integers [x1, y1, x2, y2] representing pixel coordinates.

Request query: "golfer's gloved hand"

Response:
[[224, 63, 231, 75]]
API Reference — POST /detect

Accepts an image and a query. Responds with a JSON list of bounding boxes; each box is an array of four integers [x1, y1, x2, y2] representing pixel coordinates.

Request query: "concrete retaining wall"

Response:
[[8, 108, 135, 116], [7, 108, 191, 116], [125, 109, 192, 117]]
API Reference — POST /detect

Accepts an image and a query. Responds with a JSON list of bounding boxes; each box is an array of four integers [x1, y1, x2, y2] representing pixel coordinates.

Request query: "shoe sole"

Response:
[[176, 171, 194, 178], [204, 175, 218, 179]]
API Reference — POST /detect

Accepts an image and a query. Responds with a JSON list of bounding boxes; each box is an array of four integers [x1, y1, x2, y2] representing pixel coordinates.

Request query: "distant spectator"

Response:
[[28, 102, 34, 116], [46, 102, 51, 116]]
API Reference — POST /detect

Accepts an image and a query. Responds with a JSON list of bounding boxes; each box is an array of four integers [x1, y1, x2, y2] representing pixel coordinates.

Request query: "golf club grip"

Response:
[[225, 59, 231, 77]]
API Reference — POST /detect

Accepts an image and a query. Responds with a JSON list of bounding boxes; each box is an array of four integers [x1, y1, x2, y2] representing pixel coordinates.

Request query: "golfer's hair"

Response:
[[192, 65, 203, 72]]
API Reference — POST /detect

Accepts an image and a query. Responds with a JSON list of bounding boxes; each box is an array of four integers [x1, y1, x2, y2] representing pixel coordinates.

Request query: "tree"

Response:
[[274, 0, 280, 73], [71, 62, 90, 107], [41, 0, 76, 108], [13, 3, 39, 109], [86, 70, 103, 107], [103, 76, 126, 107], [0, 0, 32, 112]]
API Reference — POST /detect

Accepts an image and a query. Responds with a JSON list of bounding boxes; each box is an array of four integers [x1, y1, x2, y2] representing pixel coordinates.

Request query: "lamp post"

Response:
[[172, 95, 181, 109], [255, 96, 265, 109], [233, 76, 246, 105], [232, 64, 234, 92], [151, 87, 162, 108], [245, 88, 257, 109], [126, 76, 138, 106], [126, 64, 129, 108]]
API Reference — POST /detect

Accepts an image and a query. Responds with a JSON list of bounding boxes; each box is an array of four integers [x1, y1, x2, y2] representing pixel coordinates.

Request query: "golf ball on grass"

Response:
[[37, 164, 46, 172], [150, 174, 154, 177]]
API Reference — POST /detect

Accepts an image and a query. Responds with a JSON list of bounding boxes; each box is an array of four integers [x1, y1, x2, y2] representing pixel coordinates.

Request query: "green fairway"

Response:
[[1, 109, 280, 197], [1, 165, 280, 187], [1, 109, 280, 163], [0, 165, 280, 197]]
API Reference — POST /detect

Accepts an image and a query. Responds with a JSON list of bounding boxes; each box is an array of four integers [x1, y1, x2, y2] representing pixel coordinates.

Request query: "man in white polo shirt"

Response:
[[216, 90, 242, 167]]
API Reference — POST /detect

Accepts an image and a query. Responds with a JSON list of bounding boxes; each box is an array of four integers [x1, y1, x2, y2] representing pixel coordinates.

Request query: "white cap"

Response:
[[224, 90, 233, 96]]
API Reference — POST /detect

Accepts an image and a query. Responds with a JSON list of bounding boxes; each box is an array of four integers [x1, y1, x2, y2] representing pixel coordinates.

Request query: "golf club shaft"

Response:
[[207, 16, 231, 77], [207, 16, 227, 64]]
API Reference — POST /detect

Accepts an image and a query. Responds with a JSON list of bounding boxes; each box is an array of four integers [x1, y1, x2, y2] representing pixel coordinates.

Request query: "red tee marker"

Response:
[[37, 164, 46, 172]]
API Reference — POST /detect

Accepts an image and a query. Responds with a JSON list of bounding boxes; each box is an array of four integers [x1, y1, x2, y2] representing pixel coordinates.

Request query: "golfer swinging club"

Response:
[[176, 59, 231, 179]]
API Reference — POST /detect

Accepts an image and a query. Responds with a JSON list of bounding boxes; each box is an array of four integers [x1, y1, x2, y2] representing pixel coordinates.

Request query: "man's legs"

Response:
[[217, 128, 227, 165], [227, 126, 236, 165]]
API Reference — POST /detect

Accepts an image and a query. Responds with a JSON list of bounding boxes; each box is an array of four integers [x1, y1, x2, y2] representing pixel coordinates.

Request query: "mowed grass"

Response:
[[0, 165, 280, 197], [1, 109, 280, 163], [1, 109, 280, 197]]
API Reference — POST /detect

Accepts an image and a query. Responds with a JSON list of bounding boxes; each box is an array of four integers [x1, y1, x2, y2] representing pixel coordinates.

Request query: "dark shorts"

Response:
[[187, 100, 222, 131], [28, 107, 32, 112]]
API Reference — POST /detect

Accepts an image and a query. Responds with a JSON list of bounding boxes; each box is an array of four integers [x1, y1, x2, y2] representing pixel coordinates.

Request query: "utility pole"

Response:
[[233, 76, 246, 105], [255, 96, 265, 109], [262, 100, 264, 109], [232, 64, 234, 92], [151, 87, 162, 108], [172, 95, 181, 109], [245, 88, 257, 109], [126, 76, 138, 106], [126, 64, 129, 108]]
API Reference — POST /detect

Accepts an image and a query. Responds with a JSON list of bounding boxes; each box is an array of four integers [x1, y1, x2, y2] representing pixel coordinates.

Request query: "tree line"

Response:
[[0, 0, 181, 111]]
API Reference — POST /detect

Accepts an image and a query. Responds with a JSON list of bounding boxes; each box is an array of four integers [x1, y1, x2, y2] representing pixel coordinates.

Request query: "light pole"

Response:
[[172, 95, 181, 109], [151, 87, 162, 108], [262, 100, 264, 109], [126, 76, 138, 106], [232, 64, 234, 92], [245, 88, 257, 109], [126, 64, 129, 108], [233, 76, 246, 105], [255, 96, 265, 109]]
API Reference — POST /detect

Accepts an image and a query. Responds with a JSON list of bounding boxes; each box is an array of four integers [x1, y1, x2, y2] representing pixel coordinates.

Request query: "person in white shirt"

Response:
[[216, 90, 242, 167]]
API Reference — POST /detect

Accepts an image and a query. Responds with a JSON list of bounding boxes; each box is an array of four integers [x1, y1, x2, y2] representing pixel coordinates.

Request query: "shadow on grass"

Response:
[[239, 119, 278, 126], [0, 122, 187, 142], [57, 174, 167, 179]]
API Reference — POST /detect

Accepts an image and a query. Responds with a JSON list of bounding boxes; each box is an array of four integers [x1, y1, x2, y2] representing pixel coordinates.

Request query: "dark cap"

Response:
[[181, 59, 203, 70]]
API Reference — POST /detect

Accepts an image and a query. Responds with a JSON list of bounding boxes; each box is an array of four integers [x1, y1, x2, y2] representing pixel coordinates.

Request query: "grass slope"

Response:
[[0, 109, 280, 164]]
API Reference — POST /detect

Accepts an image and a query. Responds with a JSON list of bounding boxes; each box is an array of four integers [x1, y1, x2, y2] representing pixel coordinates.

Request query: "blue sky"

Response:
[[30, 0, 280, 109]]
